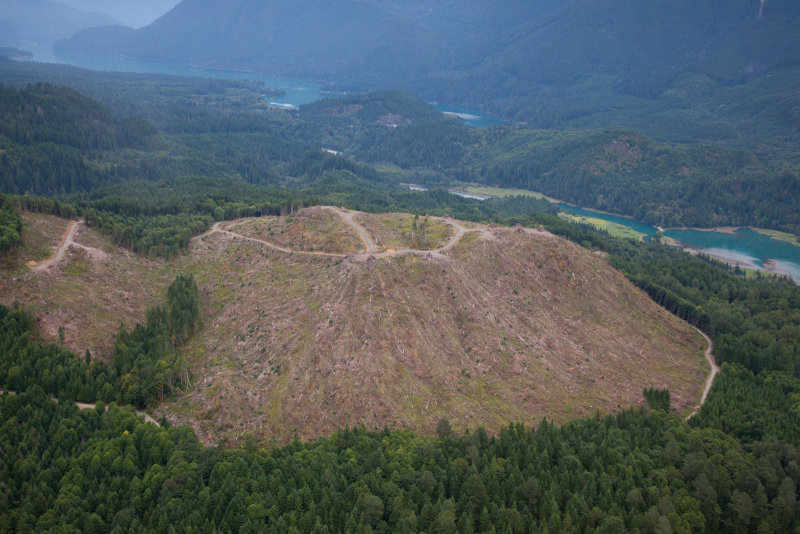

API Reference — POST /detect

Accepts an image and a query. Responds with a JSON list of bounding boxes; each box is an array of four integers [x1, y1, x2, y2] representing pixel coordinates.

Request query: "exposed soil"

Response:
[[27, 220, 79, 272]]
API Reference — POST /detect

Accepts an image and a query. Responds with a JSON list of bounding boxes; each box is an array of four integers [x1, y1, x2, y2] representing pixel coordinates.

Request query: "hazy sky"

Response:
[[58, 0, 182, 28]]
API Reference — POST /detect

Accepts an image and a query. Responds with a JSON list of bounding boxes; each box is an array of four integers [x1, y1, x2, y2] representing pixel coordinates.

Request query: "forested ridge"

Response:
[[350, 122, 800, 234], [2, 67, 799, 236], [466, 128, 800, 233], [0, 82, 162, 196], [54, 0, 800, 130]]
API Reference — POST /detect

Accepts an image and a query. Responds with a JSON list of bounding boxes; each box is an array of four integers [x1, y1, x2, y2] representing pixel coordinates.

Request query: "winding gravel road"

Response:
[[686, 328, 719, 420], [29, 220, 81, 273], [334, 208, 377, 253]]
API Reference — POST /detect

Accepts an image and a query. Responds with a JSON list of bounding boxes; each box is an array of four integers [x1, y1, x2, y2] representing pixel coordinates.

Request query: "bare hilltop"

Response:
[[2, 207, 707, 445]]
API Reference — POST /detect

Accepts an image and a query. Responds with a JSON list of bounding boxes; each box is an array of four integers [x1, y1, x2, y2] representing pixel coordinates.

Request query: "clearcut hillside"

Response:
[[0, 207, 708, 446]]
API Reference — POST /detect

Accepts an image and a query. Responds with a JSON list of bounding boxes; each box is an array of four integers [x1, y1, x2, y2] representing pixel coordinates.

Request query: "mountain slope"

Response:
[[176, 209, 707, 444], [465, 127, 800, 231], [55, 0, 800, 123], [57, 0, 180, 28], [1, 207, 707, 445], [0, 0, 119, 45], [0, 83, 159, 195], [58, 0, 438, 79]]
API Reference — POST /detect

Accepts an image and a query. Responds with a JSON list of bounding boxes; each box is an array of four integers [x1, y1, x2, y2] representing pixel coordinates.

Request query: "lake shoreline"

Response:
[[695, 251, 797, 284], [485, 188, 800, 283]]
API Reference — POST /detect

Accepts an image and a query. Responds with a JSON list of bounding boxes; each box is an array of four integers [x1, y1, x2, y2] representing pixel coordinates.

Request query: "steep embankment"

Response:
[[0, 207, 708, 446]]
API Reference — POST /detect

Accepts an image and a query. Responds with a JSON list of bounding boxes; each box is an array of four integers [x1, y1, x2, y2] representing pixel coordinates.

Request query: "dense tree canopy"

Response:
[[0, 194, 21, 252]]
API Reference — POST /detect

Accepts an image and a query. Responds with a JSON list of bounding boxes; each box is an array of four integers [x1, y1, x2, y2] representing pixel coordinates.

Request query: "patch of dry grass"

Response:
[[226, 207, 363, 254], [354, 213, 454, 251]]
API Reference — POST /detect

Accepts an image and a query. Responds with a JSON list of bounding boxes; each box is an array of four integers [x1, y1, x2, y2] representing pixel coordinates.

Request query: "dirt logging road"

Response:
[[28, 220, 81, 273], [1, 391, 160, 426], [29, 219, 106, 274], [337, 208, 377, 253], [686, 328, 719, 420]]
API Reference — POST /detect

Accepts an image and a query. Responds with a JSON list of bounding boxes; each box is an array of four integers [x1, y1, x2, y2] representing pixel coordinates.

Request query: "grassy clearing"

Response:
[[752, 227, 800, 246], [741, 267, 783, 280], [354, 212, 453, 251], [465, 185, 560, 202], [560, 213, 647, 241], [228, 207, 363, 254]]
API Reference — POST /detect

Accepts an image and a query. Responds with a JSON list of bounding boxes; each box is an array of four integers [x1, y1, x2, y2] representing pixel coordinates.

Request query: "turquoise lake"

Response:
[[558, 204, 800, 283], [434, 105, 508, 128], [44, 50, 325, 108], [27, 47, 502, 125], [663, 228, 800, 283]]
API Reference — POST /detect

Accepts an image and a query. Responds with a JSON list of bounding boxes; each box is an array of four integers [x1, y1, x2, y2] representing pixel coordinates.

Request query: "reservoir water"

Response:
[[436, 105, 508, 128], [663, 228, 800, 283], [26, 47, 502, 125], [42, 50, 325, 108], [557, 203, 800, 283]]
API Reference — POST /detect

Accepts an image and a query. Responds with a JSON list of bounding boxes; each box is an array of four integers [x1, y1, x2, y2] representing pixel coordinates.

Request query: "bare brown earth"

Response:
[[1, 208, 708, 446]]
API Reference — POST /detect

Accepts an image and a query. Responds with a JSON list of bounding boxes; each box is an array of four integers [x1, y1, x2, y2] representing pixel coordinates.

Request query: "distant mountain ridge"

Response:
[[57, 0, 180, 28], [0, 0, 119, 46], [55, 0, 800, 123]]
